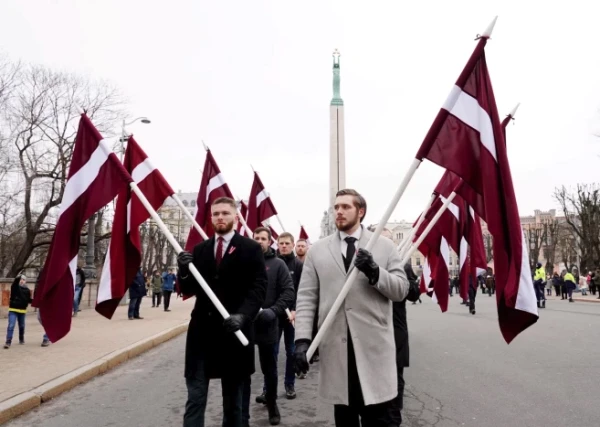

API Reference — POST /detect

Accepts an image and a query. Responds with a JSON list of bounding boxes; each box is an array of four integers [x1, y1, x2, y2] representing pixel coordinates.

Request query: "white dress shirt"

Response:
[[340, 226, 362, 257], [214, 230, 235, 259]]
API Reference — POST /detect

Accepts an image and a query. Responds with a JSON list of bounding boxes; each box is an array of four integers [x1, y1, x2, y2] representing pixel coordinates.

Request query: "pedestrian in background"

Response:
[[162, 268, 176, 312], [128, 269, 146, 320], [4, 274, 31, 349]]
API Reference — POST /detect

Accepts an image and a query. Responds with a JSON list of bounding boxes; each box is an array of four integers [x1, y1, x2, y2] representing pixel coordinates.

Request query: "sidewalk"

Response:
[[546, 293, 600, 303], [0, 296, 192, 405]]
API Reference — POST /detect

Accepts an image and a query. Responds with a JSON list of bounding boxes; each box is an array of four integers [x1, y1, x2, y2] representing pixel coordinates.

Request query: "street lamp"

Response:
[[120, 116, 152, 156]]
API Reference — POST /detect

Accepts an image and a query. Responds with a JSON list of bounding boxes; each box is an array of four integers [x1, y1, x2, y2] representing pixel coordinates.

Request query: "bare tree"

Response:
[[554, 184, 600, 272], [542, 220, 560, 273], [1, 61, 126, 276]]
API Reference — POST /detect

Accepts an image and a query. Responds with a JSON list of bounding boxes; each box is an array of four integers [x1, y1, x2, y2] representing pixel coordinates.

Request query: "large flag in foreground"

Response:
[[33, 114, 132, 342], [414, 30, 538, 343], [185, 150, 234, 250], [246, 172, 278, 232], [97, 137, 174, 319]]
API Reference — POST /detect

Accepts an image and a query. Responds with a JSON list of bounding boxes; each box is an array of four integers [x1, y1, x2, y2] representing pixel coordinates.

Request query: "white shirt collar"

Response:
[[216, 230, 235, 244], [340, 226, 362, 242]]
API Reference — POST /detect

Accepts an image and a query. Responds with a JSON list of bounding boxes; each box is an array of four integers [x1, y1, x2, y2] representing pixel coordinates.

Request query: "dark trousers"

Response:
[[468, 287, 477, 312], [333, 332, 392, 427], [561, 287, 568, 299], [152, 291, 162, 306], [128, 297, 142, 318], [184, 359, 244, 427], [387, 365, 405, 426], [163, 290, 172, 310], [242, 343, 278, 424], [554, 285, 560, 296], [277, 321, 296, 387], [534, 283, 546, 302], [78, 285, 85, 307]]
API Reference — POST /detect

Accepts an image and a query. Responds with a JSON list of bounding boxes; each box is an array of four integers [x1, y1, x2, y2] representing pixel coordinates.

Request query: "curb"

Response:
[[573, 298, 600, 303], [0, 322, 188, 425]]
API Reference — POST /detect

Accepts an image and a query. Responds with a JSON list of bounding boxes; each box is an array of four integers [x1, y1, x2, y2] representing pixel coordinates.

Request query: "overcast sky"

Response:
[[2, 1, 600, 240]]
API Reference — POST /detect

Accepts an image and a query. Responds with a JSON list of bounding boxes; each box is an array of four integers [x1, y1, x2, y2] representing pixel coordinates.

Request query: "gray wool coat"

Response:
[[295, 227, 409, 406]]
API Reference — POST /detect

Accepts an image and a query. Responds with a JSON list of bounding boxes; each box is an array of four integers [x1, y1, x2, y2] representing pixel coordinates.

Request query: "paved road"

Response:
[[6, 295, 600, 426]]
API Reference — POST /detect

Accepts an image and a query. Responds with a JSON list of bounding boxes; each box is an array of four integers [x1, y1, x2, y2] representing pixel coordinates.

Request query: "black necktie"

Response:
[[344, 237, 357, 272]]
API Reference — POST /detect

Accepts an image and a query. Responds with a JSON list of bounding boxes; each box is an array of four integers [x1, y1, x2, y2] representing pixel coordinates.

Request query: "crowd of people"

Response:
[[176, 190, 420, 427]]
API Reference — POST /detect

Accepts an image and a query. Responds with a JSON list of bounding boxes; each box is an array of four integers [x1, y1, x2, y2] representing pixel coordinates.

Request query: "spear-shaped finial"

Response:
[[250, 164, 256, 173], [508, 102, 520, 118], [202, 140, 209, 151], [481, 16, 498, 39], [75, 104, 85, 115]]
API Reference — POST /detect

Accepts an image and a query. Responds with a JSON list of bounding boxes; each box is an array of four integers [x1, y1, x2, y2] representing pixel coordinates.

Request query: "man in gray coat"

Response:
[[294, 189, 409, 427]]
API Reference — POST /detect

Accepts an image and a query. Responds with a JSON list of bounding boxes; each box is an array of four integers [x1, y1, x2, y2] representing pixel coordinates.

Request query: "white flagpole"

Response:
[[129, 181, 249, 346], [171, 194, 209, 240], [397, 194, 436, 255], [306, 158, 422, 360], [400, 191, 458, 266], [276, 215, 286, 232]]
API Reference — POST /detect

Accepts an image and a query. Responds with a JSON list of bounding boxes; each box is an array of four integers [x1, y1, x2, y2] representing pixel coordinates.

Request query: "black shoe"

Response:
[[285, 385, 296, 399], [471, 310, 476, 315], [164, 309, 171, 312], [569, 298, 574, 303], [267, 400, 281, 425], [3, 342, 10, 349], [255, 392, 267, 404], [134, 316, 144, 319], [41, 340, 50, 347]]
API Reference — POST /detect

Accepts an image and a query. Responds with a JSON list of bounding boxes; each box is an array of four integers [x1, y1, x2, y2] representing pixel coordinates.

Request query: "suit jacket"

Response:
[[179, 232, 267, 379], [393, 264, 421, 368], [295, 227, 409, 406]]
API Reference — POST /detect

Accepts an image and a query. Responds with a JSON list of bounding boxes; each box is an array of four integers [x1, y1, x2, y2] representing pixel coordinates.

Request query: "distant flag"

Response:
[[246, 172, 278, 231], [185, 150, 234, 250], [299, 225, 311, 245]]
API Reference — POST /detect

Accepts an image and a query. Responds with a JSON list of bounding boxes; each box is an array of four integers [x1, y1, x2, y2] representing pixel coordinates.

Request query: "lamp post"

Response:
[[120, 116, 151, 159]]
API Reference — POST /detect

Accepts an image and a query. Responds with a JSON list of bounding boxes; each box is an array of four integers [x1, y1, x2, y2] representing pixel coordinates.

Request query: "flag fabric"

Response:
[[236, 200, 248, 236], [185, 150, 234, 251], [299, 225, 311, 245], [246, 172, 278, 232], [96, 137, 174, 319], [33, 114, 132, 342], [414, 34, 537, 343]]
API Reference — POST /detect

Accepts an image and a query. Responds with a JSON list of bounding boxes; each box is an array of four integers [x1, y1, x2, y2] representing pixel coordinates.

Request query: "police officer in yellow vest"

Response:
[[533, 262, 546, 309], [563, 270, 577, 303]]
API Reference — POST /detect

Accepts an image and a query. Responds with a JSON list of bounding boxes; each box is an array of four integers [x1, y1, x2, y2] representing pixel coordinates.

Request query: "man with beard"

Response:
[[296, 239, 309, 262], [294, 189, 409, 427], [177, 197, 267, 427], [242, 227, 295, 425]]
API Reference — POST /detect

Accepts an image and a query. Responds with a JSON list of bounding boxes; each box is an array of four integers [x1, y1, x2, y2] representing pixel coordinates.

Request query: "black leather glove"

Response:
[[354, 248, 380, 285], [257, 308, 276, 324], [223, 313, 248, 333], [177, 251, 193, 276], [294, 339, 311, 375]]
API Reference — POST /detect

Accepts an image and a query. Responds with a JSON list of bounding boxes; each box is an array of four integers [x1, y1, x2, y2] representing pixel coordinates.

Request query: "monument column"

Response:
[[321, 49, 346, 238]]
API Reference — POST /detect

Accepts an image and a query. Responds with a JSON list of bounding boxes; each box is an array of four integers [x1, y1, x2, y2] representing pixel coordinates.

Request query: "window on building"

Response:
[[190, 199, 196, 207], [449, 258, 453, 266], [396, 232, 403, 240], [416, 257, 421, 266], [182, 200, 189, 207]]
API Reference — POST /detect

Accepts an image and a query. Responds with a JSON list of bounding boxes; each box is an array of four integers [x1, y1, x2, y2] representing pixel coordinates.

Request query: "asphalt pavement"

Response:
[[6, 293, 599, 427]]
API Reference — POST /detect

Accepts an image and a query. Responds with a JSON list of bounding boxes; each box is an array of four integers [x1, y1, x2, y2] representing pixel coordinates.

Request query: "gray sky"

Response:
[[2, 1, 599, 239]]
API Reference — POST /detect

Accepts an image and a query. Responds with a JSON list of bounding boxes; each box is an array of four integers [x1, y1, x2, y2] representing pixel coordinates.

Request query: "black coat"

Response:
[[129, 271, 147, 299], [277, 252, 303, 309], [255, 249, 295, 344], [393, 264, 421, 367], [9, 276, 32, 311], [179, 233, 267, 379]]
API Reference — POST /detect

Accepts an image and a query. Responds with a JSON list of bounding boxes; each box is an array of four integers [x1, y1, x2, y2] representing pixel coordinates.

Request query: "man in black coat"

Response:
[[241, 227, 295, 426], [177, 197, 267, 427], [387, 263, 421, 426]]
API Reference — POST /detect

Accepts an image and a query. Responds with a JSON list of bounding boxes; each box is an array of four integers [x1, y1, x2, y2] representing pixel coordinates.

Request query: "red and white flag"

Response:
[[246, 172, 278, 232], [96, 137, 174, 319], [33, 114, 132, 342], [299, 225, 311, 245], [185, 150, 234, 251], [236, 200, 248, 236], [414, 33, 537, 342]]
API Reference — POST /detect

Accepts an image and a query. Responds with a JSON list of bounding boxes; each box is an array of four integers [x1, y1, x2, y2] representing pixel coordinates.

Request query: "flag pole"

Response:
[[306, 158, 422, 360], [171, 194, 209, 240], [128, 181, 249, 346], [276, 215, 286, 232], [397, 194, 436, 255], [400, 191, 458, 266]]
